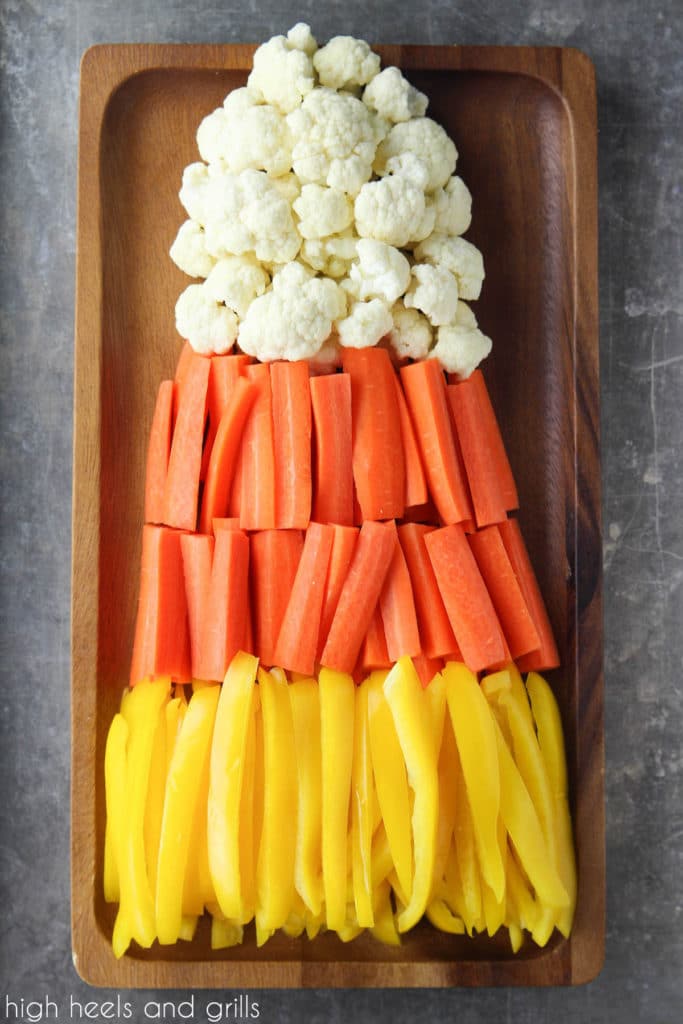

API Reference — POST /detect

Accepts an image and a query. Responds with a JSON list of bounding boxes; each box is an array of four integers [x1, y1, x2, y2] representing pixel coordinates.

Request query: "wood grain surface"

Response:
[[72, 42, 602, 988]]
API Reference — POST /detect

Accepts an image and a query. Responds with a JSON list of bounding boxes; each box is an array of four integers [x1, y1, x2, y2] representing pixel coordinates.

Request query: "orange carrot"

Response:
[[129, 525, 191, 686], [310, 372, 354, 526], [469, 369, 519, 511], [274, 522, 335, 675], [162, 352, 211, 531], [393, 371, 428, 508], [498, 517, 560, 671], [200, 352, 251, 480], [198, 376, 258, 534], [398, 523, 458, 660], [342, 347, 405, 521], [179, 533, 214, 679], [400, 359, 473, 525], [250, 529, 304, 668], [379, 538, 421, 662], [212, 517, 241, 533], [239, 363, 276, 531], [447, 380, 507, 528], [173, 341, 195, 425], [202, 526, 250, 682], [210, 518, 252, 652], [317, 524, 359, 660], [413, 653, 444, 689], [271, 360, 312, 529], [144, 380, 174, 524], [424, 523, 509, 673], [320, 519, 398, 674], [359, 605, 391, 672]]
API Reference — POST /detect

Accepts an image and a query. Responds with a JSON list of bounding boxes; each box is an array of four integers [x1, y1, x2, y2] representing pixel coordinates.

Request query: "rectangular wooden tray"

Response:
[[72, 42, 603, 988]]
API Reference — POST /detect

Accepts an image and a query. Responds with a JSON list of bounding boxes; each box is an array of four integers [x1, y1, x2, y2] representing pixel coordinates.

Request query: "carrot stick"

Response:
[[317, 525, 359, 661], [239, 364, 276, 531], [413, 653, 444, 689], [498, 518, 560, 671], [320, 520, 398, 675], [424, 523, 509, 673], [144, 380, 174, 524], [250, 530, 304, 668], [359, 606, 391, 672], [211, 517, 253, 652], [393, 371, 428, 508], [310, 373, 354, 526], [468, 525, 541, 660], [274, 522, 335, 675], [400, 359, 473, 526], [129, 525, 191, 686], [198, 377, 258, 534], [200, 353, 251, 480], [173, 341, 195, 426], [202, 527, 250, 682], [469, 369, 519, 511], [342, 348, 405, 521], [447, 380, 508, 528], [379, 540, 421, 662], [398, 523, 458, 660], [162, 352, 211, 531], [179, 533, 214, 680], [212, 517, 241, 534], [270, 361, 312, 530]]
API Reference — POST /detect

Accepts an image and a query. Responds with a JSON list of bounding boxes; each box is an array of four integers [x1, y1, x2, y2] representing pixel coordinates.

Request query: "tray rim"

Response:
[[71, 40, 603, 989]]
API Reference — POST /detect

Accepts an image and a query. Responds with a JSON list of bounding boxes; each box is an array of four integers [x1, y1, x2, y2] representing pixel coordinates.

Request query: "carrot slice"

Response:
[[198, 377, 258, 534], [310, 373, 354, 527], [400, 360, 473, 526], [162, 352, 211, 531], [200, 353, 251, 480], [317, 525, 359, 661], [468, 525, 541, 660], [274, 522, 335, 675], [398, 523, 458, 660], [129, 525, 191, 686], [250, 530, 304, 668], [179, 533, 214, 680], [424, 523, 509, 673], [320, 520, 398, 675], [498, 518, 560, 671], [144, 380, 174, 525], [342, 348, 405, 522], [212, 517, 241, 534], [359, 605, 391, 672], [173, 341, 195, 425], [239, 364, 276, 531], [447, 380, 508, 528], [202, 527, 250, 682], [469, 369, 519, 511], [393, 372, 428, 508], [379, 540, 421, 662], [271, 361, 312, 530]]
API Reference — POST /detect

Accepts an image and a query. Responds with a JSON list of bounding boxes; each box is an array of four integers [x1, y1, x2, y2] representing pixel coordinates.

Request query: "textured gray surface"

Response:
[[1, 0, 681, 1020]]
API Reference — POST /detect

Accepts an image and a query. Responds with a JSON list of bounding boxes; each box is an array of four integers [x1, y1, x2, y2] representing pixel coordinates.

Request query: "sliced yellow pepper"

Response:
[[288, 676, 323, 916], [423, 669, 447, 751], [164, 694, 184, 774], [211, 913, 244, 949], [238, 683, 259, 925], [426, 897, 465, 934], [432, 714, 458, 897], [450, 737, 482, 933], [104, 713, 129, 906], [178, 915, 198, 941], [351, 678, 374, 927], [183, 723, 214, 916], [319, 667, 355, 932], [143, 707, 166, 897], [505, 845, 541, 933], [480, 819, 507, 937], [370, 879, 400, 946]]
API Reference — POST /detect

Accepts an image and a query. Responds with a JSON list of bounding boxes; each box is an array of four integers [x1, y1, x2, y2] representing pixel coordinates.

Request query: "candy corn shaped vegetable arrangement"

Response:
[[103, 25, 577, 960]]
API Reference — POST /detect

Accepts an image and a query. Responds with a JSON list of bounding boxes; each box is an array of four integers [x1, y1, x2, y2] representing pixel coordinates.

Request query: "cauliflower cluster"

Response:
[[171, 24, 491, 377]]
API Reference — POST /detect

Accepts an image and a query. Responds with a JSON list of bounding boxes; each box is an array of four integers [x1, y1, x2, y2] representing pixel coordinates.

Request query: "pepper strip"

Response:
[[351, 678, 375, 927], [320, 667, 355, 932], [371, 879, 401, 946], [289, 677, 323, 916], [238, 684, 259, 925], [143, 708, 167, 897], [104, 714, 129, 907], [432, 714, 458, 898]]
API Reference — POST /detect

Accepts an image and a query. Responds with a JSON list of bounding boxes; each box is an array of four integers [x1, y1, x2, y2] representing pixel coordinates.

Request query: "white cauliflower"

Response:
[[432, 176, 472, 236], [169, 220, 217, 278], [247, 34, 316, 113], [348, 238, 411, 304], [203, 255, 269, 318], [413, 233, 485, 300], [375, 117, 457, 191], [222, 86, 259, 118], [203, 169, 301, 265], [383, 151, 430, 191], [354, 175, 430, 248], [403, 263, 459, 326], [179, 162, 212, 225], [293, 185, 354, 239], [270, 172, 301, 204], [175, 283, 239, 355], [313, 35, 381, 91], [300, 229, 359, 278], [238, 262, 347, 362], [429, 301, 492, 378], [387, 301, 434, 361], [308, 334, 343, 373], [198, 102, 293, 177], [362, 66, 428, 123], [287, 22, 318, 55], [336, 298, 393, 349]]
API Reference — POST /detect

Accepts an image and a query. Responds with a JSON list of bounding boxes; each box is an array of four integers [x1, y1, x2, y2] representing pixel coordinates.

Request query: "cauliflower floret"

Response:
[[362, 66, 428, 123], [238, 262, 346, 362], [175, 283, 239, 355], [179, 162, 212, 225], [300, 229, 359, 279], [432, 176, 472, 236], [287, 88, 381, 196], [348, 238, 411, 304], [430, 320, 492, 378], [203, 255, 269, 318], [287, 22, 318, 56], [384, 151, 430, 191], [336, 298, 393, 349], [453, 299, 478, 328], [313, 35, 381, 91], [403, 263, 459, 326], [169, 220, 217, 278], [354, 175, 429, 248], [199, 103, 293, 177], [308, 334, 343, 373], [270, 172, 301, 204], [222, 86, 259, 118], [375, 117, 457, 191], [203, 169, 301, 265], [413, 234, 485, 300], [247, 34, 316, 113], [196, 107, 232, 165], [387, 301, 434, 361], [293, 185, 354, 239]]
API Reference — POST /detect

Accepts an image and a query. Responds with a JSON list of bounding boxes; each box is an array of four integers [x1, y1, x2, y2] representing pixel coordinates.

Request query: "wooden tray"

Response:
[[72, 42, 603, 988]]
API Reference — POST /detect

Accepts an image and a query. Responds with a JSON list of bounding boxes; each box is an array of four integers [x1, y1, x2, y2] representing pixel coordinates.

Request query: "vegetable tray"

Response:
[[72, 42, 603, 988]]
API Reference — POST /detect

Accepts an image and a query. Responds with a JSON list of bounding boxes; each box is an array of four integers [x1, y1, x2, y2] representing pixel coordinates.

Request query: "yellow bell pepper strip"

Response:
[[143, 707, 167, 897], [104, 713, 129, 906], [426, 897, 465, 934], [164, 695, 184, 774], [282, 891, 308, 937], [238, 683, 259, 925], [288, 677, 323, 916], [351, 678, 374, 927], [183, 722, 214, 916], [155, 682, 220, 945], [526, 671, 577, 938], [207, 651, 258, 922], [319, 667, 355, 932], [370, 822, 393, 888], [305, 908, 325, 940], [211, 913, 244, 949], [451, 738, 483, 933], [507, 919, 523, 953], [336, 916, 364, 942], [383, 656, 439, 932], [423, 669, 447, 751], [505, 846, 540, 934], [439, 841, 468, 926], [444, 661, 505, 902], [178, 915, 198, 942], [370, 879, 401, 946], [256, 667, 297, 937], [432, 715, 458, 898], [480, 819, 507, 937], [367, 670, 413, 900]]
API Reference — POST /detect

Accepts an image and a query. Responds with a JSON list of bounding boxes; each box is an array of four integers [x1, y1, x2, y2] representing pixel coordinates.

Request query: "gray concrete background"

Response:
[[1, 0, 681, 1020]]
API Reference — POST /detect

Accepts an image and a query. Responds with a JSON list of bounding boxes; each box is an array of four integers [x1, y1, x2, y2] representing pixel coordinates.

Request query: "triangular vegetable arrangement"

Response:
[[104, 24, 575, 958]]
